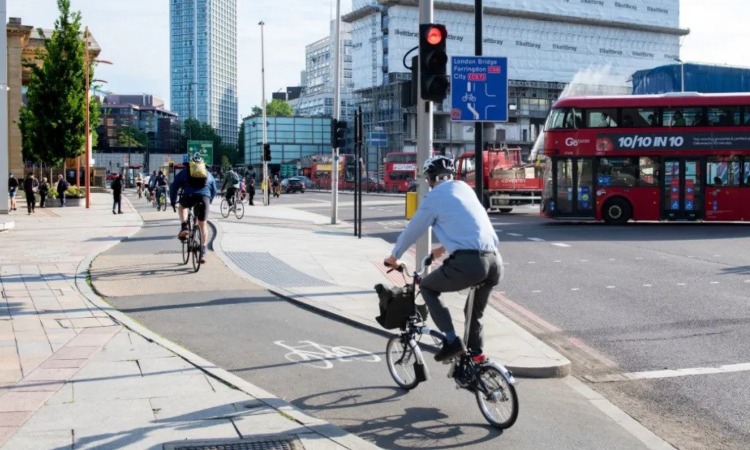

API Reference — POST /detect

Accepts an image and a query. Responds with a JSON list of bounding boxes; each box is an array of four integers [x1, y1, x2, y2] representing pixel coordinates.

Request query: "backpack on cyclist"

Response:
[[374, 283, 428, 330], [187, 160, 208, 188]]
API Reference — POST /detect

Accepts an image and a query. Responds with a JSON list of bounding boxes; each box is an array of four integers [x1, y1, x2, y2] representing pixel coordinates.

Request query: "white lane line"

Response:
[[552, 243, 570, 247], [507, 233, 522, 237], [571, 288, 580, 291], [642, 284, 652, 287], [527, 261, 536, 264], [528, 237, 545, 242], [553, 260, 561, 263], [606, 286, 615, 289], [585, 362, 750, 383], [710, 281, 719, 284], [677, 283, 686, 286]]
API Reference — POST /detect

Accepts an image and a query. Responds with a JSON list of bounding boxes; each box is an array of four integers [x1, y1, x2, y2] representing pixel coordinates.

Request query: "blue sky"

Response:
[[8, 0, 749, 119]]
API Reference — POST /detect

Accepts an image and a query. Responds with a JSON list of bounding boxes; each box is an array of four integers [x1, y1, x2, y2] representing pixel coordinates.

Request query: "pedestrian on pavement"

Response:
[[246, 176, 255, 206], [8, 173, 18, 211], [383, 155, 502, 363], [38, 177, 49, 208], [112, 173, 124, 214], [56, 174, 69, 207], [23, 172, 39, 214]]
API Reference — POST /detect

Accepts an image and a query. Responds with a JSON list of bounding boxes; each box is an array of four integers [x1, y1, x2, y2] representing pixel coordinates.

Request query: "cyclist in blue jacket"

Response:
[[170, 156, 217, 263], [384, 155, 502, 363]]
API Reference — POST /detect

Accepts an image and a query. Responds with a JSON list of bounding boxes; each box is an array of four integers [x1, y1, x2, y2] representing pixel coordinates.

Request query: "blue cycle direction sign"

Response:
[[450, 56, 508, 122]]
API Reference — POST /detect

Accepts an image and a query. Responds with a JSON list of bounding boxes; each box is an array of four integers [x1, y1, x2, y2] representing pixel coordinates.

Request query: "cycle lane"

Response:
[[89, 194, 672, 449]]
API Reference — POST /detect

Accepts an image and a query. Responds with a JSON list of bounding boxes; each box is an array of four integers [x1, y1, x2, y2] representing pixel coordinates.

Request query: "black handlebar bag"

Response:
[[374, 283, 429, 329]]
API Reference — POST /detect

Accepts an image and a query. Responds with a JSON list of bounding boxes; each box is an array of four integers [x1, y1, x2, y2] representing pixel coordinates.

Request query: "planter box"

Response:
[[44, 197, 83, 207]]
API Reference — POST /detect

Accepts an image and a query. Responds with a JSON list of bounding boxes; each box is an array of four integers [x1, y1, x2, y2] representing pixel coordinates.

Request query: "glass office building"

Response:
[[169, 0, 238, 145], [243, 116, 332, 172]]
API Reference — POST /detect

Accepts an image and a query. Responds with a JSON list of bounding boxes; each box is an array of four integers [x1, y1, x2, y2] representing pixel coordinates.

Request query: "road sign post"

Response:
[[450, 56, 508, 122]]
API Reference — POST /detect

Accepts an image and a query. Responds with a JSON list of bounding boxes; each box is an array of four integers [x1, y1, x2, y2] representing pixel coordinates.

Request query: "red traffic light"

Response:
[[426, 26, 444, 45]]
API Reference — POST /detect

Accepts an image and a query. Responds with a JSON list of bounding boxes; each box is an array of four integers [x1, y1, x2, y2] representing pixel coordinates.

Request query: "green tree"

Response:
[[251, 99, 293, 117], [118, 126, 147, 148], [18, 0, 97, 166]]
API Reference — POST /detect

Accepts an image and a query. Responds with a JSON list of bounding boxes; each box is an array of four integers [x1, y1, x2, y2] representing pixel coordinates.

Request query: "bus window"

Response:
[[621, 108, 658, 127], [744, 159, 750, 184], [586, 109, 617, 128], [598, 157, 637, 186], [707, 157, 740, 186], [707, 106, 739, 126], [638, 157, 658, 187], [664, 108, 702, 127], [743, 107, 750, 126], [545, 108, 582, 130]]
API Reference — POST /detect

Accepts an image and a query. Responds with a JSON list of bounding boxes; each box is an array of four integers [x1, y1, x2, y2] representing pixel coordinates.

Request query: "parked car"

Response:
[[283, 177, 306, 193], [363, 177, 386, 192], [295, 175, 313, 188]]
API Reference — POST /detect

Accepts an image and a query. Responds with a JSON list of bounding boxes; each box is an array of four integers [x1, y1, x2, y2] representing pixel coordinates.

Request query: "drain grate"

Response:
[[225, 251, 332, 288], [163, 436, 301, 450]]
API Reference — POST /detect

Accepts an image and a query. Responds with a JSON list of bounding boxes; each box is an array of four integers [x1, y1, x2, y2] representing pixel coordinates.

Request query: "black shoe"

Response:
[[113, 211, 116, 215], [435, 338, 466, 363], [118, 211, 123, 214], [178, 224, 189, 240]]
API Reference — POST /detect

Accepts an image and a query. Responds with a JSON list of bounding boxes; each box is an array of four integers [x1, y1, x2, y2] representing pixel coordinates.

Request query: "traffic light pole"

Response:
[[416, 0, 434, 268], [474, 0, 484, 203], [259, 20, 269, 206], [330, 0, 342, 224]]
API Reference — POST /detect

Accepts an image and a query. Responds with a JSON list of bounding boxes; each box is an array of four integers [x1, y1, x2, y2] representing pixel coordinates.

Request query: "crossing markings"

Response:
[[552, 243, 571, 248], [585, 362, 750, 383]]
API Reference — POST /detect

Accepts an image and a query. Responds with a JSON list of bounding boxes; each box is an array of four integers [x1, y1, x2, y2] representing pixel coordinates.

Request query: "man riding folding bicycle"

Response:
[[221, 168, 241, 211], [170, 156, 217, 264], [384, 155, 502, 363]]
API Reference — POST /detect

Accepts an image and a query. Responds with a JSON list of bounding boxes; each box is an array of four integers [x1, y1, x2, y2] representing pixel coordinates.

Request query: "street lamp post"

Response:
[[84, 26, 112, 208], [675, 58, 685, 92], [259, 20, 269, 206]]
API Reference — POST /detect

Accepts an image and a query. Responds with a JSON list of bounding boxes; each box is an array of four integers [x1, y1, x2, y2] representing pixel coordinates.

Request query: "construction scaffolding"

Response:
[[354, 74, 410, 181]]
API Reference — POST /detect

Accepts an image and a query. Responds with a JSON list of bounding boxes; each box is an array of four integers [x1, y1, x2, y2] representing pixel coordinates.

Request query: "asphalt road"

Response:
[[285, 190, 750, 449], [91, 192, 650, 450]]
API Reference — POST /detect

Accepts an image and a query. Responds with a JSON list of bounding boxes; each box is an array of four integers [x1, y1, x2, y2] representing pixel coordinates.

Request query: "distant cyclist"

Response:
[[135, 173, 144, 198], [155, 170, 169, 210], [170, 156, 217, 264], [383, 155, 502, 363], [221, 168, 241, 211]]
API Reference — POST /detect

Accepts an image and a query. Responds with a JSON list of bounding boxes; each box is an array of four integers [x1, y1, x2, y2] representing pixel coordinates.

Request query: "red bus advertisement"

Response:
[[384, 152, 417, 193], [540, 93, 750, 224]]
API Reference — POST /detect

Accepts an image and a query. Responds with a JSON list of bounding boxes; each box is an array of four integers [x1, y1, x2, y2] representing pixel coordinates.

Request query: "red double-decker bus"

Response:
[[540, 93, 750, 224], [310, 153, 358, 189], [384, 152, 418, 193]]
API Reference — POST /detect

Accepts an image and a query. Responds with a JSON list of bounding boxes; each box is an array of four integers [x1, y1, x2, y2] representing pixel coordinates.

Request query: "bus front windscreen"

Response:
[[545, 108, 582, 130]]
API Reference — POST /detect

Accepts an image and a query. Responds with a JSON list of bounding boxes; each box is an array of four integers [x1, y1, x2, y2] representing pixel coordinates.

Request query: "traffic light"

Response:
[[331, 119, 347, 149], [263, 143, 271, 162], [419, 23, 449, 102]]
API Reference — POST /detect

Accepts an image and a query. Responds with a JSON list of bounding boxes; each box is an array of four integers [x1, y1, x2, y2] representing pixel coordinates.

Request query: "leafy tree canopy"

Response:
[[251, 99, 293, 117], [19, 0, 98, 166]]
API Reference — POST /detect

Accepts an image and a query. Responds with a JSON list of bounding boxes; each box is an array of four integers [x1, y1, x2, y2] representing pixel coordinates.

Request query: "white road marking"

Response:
[[553, 260, 561, 263], [527, 261, 536, 264], [580, 259, 589, 262], [608, 258, 616, 261], [642, 284, 652, 287], [586, 362, 750, 383], [552, 243, 570, 247], [606, 286, 615, 289], [571, 288, 580, 291], [532, 290, 542, 293], [635, 257, 644, 260], [507, 233, 522, 237], [677, 283, 686, 286], [710, 281, 719, 284], [528, 237, 545, 242]]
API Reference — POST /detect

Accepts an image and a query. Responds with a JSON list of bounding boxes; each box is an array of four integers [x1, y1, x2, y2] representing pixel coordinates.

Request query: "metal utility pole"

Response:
[[259, 20, 269, 206], [330, 0, 342, 224], [474, 0, 484, 202], [0, 0, 7, 214], [415, 0, 433, 266], [84, 26, 91, 208]]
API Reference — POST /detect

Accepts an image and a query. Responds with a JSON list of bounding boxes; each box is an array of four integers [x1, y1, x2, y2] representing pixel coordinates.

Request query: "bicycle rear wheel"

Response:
[[181, 234, 189, 264], [475, 364, 518, 429], [234, 199, 244, 219], [220, 198, 229, 218], [386, 336, 422, 390], [191, 225, 203, 272]]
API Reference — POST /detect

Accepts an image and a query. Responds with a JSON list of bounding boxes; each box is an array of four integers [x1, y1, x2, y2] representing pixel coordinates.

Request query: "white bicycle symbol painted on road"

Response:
[[275, 340, 381, 369]]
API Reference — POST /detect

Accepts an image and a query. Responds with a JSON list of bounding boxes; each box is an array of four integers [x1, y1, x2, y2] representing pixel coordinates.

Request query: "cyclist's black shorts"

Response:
[[179, 194, 210, 221]]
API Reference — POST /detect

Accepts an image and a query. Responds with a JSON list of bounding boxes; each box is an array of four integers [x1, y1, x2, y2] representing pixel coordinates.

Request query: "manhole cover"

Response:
[[163, 436, 301, 450]]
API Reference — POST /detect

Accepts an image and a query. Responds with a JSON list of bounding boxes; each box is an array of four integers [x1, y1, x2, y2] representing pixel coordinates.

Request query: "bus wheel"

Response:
[[603, 198, 632, 225]]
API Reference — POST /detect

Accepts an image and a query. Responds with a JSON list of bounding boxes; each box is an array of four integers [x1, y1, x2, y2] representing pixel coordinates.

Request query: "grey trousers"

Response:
[[419, 251, 502, 354]]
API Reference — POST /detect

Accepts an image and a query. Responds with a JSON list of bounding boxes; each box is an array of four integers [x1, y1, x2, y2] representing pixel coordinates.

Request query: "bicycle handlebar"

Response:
[[384, 253, 433, 276]]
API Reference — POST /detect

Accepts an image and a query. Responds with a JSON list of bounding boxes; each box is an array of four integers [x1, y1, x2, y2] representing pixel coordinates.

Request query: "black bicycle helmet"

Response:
[[422, 155, 455, 179]]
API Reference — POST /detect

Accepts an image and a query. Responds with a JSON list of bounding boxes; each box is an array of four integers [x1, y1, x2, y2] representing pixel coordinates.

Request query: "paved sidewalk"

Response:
[[0, 194, 375, 449], [212, 201, 571, 378]]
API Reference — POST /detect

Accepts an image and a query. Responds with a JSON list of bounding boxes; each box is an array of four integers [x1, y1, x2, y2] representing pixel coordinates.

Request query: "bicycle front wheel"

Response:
[[475, 364, 518, 429], [220, 198, 229, 218], [191, 226, 203, 272], [386, 336, 422, 390], [234, 200, 244, 219]]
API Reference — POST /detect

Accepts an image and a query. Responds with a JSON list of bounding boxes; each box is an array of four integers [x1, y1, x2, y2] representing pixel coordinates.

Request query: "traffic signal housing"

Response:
[[263, 143, 271, 162], [419, 23, 449, 102], [331, 119, 347, 149]]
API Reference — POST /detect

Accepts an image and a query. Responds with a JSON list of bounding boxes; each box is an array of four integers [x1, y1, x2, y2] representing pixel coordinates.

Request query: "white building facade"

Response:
[[345, 0, 687, 171]]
